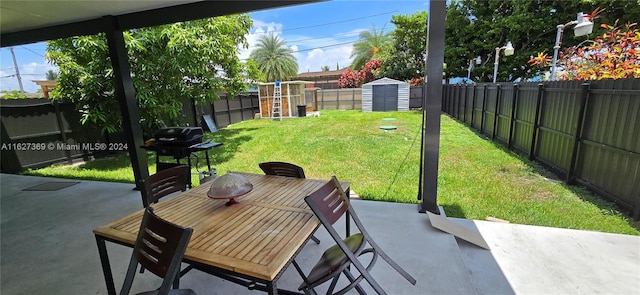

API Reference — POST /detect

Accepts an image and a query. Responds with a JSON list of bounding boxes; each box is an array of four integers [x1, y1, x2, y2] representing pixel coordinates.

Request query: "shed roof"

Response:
[[363, 77, 409, 86]]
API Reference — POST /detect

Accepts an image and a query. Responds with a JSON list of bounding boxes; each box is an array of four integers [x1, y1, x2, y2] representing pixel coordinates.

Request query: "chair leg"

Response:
[[310, 235, 321, 244], [341, 269, 367, 295]]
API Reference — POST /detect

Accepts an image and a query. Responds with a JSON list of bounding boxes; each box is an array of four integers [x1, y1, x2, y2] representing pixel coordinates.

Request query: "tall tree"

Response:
[[249, 33, 298, 82], [47, 15, 252, 133], [321, 65, 330, 71], [377, 11, 428, 81], [350, 25, 391, 70]]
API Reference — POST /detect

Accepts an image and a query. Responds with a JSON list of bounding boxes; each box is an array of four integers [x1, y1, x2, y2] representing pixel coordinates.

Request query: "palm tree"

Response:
[[249, 33, 298, 82], [45, 69, 59, 80], [350, 25, 391, 70]]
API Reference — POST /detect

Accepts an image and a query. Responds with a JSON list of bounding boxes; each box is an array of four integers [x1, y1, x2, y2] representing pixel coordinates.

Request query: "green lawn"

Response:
[[24, 110, 639, 235]]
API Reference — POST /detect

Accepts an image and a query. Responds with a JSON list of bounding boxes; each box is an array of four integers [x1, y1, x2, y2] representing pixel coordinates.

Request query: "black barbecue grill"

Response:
[[142, 127, 222, 187]]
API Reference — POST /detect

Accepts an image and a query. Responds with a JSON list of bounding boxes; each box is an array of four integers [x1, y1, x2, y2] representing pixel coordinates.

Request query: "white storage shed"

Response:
[[362, 77, 410, 112]]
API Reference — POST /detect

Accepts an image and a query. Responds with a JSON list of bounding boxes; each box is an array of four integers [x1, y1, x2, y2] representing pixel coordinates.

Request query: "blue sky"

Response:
[[0, 0, 429, 93]]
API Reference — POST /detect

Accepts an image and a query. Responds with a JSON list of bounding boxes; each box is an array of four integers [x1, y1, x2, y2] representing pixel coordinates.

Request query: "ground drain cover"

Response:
[[380, 125, 397, 131], [23, 182, 80, 191]]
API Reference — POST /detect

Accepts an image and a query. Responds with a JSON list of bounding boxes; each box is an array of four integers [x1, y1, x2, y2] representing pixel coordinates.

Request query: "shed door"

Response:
[[372, 84, 398, 111]]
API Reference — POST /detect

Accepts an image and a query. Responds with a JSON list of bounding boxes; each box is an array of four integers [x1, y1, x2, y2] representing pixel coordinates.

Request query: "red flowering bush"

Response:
[[338, 59, 381, 88]]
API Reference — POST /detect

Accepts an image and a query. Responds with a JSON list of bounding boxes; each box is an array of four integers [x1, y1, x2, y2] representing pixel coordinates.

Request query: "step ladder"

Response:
[[271, 81, 283, 121]]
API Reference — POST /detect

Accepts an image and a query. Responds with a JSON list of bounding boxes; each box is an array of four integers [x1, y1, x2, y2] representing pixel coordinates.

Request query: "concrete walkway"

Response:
[[1, 173, 638, 294]]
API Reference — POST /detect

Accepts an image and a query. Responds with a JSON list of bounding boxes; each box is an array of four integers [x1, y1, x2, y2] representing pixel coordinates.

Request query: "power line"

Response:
[[253, 10, 397, 34], [20, 45, 46, 58], [287, 31, 362, 44], [291, 40, 357, 53]]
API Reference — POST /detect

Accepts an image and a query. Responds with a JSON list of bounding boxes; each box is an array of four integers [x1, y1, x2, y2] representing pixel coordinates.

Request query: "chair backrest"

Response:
[[121, 207, 193, 295], [304, 176, 350, 225], [259, 161, 306, 178], [142, 165, 189, 207]]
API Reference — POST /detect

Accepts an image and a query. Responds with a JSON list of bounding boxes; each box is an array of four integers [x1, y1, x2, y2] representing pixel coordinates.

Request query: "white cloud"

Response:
[[296, 46, 353, 73], [241, 18, 356, 77]]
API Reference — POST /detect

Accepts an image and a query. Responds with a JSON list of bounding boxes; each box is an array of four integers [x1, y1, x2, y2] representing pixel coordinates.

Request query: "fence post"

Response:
[[492, 84, 502, 139], [457, 85, 461, 119], [352, 88, 355, 110], [480, 84, 488, 135], [52, 101, 72, 164], [462, 85, 468, 122], [529, 83, 545, 161], [471, 85, 477, 128], [190, 97, 199, 127], [226, 95, 232, 125], [321, 90, 324, 109], [336, 89, 340, 110], [508, 84, 519, 149], [566, 82, 590, 184], [238, 94, 244, 121]]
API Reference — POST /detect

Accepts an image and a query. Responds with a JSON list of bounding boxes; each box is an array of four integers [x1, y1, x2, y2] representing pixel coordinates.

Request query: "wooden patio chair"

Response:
[[259, 161, 319, 244], [120, 207, 196, 295], [293, 176, 417, 295], [141, 165, 189, 207]]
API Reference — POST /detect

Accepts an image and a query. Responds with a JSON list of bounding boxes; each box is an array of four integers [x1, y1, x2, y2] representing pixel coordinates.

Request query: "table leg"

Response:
[[95, 235, 117, 295]]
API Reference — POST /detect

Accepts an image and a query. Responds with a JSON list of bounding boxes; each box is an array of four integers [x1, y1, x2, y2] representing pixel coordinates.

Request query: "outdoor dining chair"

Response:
[[141, 165, 189, 208], [259, 161, 320, 244], [259, 161, 307, 178], [120, 207, 196, 295], [293, 176, 417, 295]]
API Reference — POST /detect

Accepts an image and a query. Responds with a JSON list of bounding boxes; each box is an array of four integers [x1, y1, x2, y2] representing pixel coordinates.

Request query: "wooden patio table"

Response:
[[94, 172, 350, 295]]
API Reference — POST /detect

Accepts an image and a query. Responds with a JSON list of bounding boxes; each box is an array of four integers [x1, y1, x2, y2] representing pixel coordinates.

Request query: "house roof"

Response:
[[295, 67, 350, 79]]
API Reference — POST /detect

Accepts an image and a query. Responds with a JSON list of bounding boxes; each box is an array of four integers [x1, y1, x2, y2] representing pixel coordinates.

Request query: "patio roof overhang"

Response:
[[0, 0, 445, 215], [0, 1, 320, 46]]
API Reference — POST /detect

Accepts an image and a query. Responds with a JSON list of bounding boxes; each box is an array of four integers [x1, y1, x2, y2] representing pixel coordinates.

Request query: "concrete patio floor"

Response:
[[1, 173, 638, 294]]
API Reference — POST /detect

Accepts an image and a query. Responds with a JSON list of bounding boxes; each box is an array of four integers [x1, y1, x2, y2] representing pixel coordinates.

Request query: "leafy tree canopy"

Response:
[[47, 14, 252, 134], [377, 10, 428, 81], [444, 0, 640, 82]]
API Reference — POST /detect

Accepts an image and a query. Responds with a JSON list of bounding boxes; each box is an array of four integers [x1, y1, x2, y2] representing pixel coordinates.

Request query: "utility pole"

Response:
[[9, 47, 25, 92]]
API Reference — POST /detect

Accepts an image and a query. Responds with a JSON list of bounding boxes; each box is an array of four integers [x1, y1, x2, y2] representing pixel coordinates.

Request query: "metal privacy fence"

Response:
[[442, 79, 640, 219], [0, 93, 259, 172]]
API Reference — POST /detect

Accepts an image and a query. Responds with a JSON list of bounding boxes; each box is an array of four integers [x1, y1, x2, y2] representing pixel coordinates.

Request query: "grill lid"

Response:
[[153, 127, 203, 146]]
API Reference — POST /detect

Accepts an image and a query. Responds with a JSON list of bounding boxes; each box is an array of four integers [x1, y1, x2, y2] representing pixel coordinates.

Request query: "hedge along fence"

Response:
[[443, 79, 640, 219]]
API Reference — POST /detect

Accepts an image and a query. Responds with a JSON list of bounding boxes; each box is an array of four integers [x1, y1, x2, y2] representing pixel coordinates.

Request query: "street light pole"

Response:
[[550, 12, 594, 80], [467, 56, 481, 81], [493, 42, 514, 83]]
